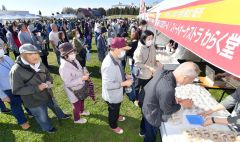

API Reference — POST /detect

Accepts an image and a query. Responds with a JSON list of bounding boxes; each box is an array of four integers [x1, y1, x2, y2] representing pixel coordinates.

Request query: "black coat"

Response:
[[142, 69, 181, 127]]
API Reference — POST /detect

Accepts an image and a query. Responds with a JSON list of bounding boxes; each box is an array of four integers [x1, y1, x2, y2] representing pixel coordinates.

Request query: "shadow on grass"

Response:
[[42, 114, 143, 142], [0, 119, 44, 142], [0, 109, 143, 142], [89, 49, 98, 54], [87, 65, 101, 79], [48, 65, 59, 75]]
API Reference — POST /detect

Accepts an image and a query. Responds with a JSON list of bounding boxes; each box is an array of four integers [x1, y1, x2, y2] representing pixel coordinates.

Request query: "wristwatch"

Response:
[[211, 117, 216, 123]]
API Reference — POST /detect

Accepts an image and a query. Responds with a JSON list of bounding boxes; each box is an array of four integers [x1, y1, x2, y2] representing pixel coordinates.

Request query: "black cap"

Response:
[[100, 27, 107, 34]]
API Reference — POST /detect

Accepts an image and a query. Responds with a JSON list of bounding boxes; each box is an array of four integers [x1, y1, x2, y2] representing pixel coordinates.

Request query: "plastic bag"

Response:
[[86, 49, 91, 61]]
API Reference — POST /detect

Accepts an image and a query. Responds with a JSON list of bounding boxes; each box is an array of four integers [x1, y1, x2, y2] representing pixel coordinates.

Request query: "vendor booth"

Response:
[[141, 0, 240, 141]]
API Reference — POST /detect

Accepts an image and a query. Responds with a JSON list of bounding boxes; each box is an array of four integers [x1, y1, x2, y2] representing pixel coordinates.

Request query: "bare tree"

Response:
[[62, 7, 76, 14], [2, 5, 7, 11]]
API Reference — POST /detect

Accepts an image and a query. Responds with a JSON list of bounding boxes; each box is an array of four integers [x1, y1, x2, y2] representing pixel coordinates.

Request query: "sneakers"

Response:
[[112, 127, 124, 134], [80, 110, 90, 116], [1, 108, 11, 113], [21, 123, 30, 130], [74, 118, 87, 124], [47, 127, 57, 133], [61, 114, 71, 119], [134, 101, 139, 107], [118, 116, 126, 122], [139, 132, 145, 137], [27, 114, 34, 118]]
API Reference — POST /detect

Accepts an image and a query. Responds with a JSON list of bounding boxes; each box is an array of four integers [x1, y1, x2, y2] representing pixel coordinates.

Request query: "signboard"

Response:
[[146, 0, 240, 77]]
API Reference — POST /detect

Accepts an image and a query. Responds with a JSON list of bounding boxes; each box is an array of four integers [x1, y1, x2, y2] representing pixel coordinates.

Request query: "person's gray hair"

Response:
[[50, 23, 56, 29], [175, 62, 200, 78]]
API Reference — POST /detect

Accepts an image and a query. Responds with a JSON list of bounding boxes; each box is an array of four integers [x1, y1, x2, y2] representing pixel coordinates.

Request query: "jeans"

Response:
[[144, 118, 159, 142], [0, 99, 7, 111], [4, 90, 27, 125], [106, 102, 121, 129], [28, 100, 65, 131], [85, 38, 92, 51]]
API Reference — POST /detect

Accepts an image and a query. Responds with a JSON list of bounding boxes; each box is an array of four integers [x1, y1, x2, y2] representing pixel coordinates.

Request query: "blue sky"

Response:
[[0, 0, 162, 16]]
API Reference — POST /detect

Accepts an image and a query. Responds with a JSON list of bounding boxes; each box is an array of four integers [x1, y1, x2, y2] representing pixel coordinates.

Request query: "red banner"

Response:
[[146, 0, 240, 77]]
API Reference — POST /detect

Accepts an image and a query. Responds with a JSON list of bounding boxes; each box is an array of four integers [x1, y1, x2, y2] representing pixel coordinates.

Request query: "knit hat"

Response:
[[59, 42, 75, 57], [111, 37, 131, 50]]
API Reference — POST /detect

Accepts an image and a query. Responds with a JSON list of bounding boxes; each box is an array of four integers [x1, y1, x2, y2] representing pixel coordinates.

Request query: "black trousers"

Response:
[[13, 51, 20, 59], [135, 78, 152, 102], [106, 102, 121, 129], [135, 78, 152, 135], [41, 55, 49, 68]]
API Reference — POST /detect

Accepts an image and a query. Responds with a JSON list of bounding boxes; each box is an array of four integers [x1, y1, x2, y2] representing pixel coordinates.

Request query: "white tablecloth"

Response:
[[160, 85, 232, 142], [156, 52, 180, 70]]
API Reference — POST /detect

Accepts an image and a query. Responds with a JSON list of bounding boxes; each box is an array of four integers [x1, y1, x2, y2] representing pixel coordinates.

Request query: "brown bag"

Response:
[[68, 81, 89, 100]]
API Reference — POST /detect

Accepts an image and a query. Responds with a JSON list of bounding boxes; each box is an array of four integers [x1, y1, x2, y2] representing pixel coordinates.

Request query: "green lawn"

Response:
[[0, 40, 231, 142], [107, 15, 137, 19]]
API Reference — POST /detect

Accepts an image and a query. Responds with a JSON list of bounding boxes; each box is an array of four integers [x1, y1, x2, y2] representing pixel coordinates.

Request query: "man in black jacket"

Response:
[[10, 44, 70, 133], [142, 62, 200, 142]]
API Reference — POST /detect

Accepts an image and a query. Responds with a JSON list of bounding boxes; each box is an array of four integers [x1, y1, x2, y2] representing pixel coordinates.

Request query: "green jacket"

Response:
[[72, 37, 87, 62], [10, 57, 52, 108]]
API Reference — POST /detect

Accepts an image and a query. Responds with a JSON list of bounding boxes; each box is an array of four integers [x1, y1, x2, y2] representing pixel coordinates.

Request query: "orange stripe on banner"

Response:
[[159, 0, 240, 26], [160, 0, 222, 12]]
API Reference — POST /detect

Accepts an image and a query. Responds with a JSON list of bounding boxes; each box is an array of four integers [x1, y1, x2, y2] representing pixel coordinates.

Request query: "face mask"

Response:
[[37, 32, 41, 36], [0, 49, 5, 58], [30, 61, 41, 72], [146, 40, 153, 47], [177, 83, 182, 87], [118, 51, 126, 59], [68, 53, 76, 61], [77, 34, 80, 38]]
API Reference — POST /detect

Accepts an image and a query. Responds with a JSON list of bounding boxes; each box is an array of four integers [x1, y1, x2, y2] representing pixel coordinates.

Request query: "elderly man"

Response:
[[49, 23, 60, 65], [10, 44, 69, 133], [101, 37, 133, 134], [0, 45, 31, 129], [142, 62, 200, 142]]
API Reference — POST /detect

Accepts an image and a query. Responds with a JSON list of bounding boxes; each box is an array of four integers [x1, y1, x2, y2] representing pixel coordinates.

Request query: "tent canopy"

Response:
[[144, 0, 240, 77], [0, 13, 40, 20]]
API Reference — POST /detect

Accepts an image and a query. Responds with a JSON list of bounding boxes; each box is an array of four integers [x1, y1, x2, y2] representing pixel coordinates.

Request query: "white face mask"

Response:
[[77, 34, 80, 38], [68, 53, 76, 61], [37, 32, 41, 37], [0, 49, 5, 58], [118, 50, 126, 59], [146, 40, 153, 47], [30, 61, 41, 72]]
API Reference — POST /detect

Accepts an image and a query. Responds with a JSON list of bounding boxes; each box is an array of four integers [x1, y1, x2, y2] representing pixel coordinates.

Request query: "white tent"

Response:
[[54, 14, 77, 19], [0, 13, 40, 21]]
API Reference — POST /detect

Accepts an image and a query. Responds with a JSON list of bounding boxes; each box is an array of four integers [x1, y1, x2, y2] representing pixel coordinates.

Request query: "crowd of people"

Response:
[[0, 17, 240, 142]]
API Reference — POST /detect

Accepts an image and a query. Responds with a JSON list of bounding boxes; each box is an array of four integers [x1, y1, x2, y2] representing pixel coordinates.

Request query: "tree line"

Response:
[[106, 7, 140, 16]]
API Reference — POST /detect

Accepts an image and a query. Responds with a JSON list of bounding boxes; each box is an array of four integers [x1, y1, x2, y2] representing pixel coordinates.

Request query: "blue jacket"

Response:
[[97, 35, 107, 61]]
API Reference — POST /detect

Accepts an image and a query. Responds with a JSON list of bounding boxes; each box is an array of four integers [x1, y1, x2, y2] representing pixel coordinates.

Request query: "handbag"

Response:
[[68, 81, 89, 100]]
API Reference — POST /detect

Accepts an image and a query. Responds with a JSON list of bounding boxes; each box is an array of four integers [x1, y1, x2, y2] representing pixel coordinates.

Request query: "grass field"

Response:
[[107, 15, 137, 19], [0, 40, 231, 142]]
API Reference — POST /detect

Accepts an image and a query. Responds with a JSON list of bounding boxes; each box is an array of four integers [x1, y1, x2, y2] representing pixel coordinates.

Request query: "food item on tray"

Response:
[[183, 128, 237, 142]]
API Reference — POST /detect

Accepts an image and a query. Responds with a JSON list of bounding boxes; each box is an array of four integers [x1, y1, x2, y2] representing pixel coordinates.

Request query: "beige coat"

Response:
[[59, 59, 86, 103], [133, 41, 158, 80]]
